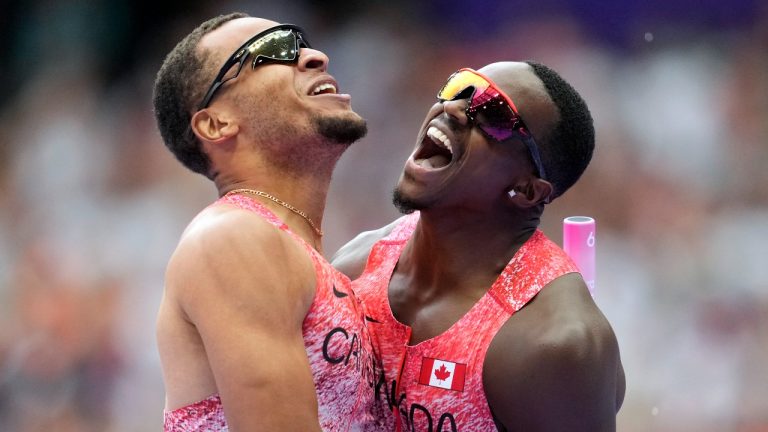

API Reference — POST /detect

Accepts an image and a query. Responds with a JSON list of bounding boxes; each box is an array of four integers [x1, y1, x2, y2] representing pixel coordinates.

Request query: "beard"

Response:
[[312, 112, 368, 145], [240, 108, 368, 175], [392, 187, 421, 214]]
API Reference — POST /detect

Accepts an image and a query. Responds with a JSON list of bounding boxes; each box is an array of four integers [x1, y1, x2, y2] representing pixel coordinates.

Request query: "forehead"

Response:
[[478, 63, 543, 108], [197, 17, 280, 65], [478, 62, 557, 138]]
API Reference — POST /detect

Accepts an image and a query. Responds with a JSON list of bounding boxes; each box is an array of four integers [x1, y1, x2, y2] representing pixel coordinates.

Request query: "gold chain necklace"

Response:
[[225, 188, 324, 237]]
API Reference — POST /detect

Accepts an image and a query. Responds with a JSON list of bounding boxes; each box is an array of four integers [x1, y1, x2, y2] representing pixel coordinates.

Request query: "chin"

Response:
[[313, 112, 368, 145], [392, 186, 429, 214]]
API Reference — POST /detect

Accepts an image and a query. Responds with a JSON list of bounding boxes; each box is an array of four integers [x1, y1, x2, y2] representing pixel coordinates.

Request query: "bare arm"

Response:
[[331, 219, 402, 279], [167, 208, 321, 431], [484, 273, 625, 432]]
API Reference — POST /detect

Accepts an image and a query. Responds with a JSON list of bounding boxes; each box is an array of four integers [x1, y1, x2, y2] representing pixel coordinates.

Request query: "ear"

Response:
[[507, 178, 553, 207], [190, 109, 239, 143], [531, 178, 554, 205]]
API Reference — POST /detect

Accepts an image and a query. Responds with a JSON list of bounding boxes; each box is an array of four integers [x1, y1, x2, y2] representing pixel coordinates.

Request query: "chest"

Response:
[[375, 272, 509, 432], [387, 271, 495, 345]]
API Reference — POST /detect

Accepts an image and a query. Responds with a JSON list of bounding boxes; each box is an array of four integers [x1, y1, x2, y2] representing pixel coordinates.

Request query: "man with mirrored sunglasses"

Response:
[[333, 61, 625, 431], [153, 12, 380, 431]]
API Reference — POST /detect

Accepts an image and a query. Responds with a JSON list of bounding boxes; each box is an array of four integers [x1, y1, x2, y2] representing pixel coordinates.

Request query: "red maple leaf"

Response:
[[434, 364, 451, 382]]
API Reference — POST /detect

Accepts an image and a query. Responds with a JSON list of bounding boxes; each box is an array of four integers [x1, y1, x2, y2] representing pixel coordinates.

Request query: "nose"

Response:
[[297, 47, 329, 72], [441, 98, 470, 126]]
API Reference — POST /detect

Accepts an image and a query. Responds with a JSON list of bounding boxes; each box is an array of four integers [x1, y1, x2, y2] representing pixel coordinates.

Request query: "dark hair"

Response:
[[525, 61, 595, 200], [153, 12, 248, 178]]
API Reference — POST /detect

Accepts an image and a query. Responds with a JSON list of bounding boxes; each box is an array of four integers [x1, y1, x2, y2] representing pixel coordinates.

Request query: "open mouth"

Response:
[[413, 126, 453, 169], [310, 82, 338, 95]]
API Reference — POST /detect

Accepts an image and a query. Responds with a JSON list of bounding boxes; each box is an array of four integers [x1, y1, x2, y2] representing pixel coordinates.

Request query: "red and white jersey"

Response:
[[354, 213, 579, 431], [164, 194, 380, 432]]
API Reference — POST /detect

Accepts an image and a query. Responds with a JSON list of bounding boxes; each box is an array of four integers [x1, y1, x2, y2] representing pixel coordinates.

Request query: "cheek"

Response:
[[240, 84, 300, 124], [459, 140, 516, 182]]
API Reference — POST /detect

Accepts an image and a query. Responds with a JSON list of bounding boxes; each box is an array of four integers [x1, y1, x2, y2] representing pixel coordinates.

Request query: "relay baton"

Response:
[[563, 216, 595, 295]]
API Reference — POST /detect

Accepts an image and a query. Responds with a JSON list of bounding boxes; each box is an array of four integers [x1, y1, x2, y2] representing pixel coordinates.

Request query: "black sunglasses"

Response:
[[198, 24, 311, 109]]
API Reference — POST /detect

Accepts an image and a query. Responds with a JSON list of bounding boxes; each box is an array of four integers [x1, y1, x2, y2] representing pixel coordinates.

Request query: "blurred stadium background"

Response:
[[1, 1, 766, 430]]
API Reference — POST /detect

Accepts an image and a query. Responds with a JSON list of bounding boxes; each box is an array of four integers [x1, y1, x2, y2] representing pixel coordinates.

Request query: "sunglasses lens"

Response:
[[474, 96, 518, 141], [249, 29, 300, 66], [439, 71, 514, 139], [438, 71, 488, 101]]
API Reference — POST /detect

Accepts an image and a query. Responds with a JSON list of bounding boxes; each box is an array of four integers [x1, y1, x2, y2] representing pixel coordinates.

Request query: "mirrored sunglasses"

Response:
[[437, 68, 548, 181], [198, 24, 310, 109]]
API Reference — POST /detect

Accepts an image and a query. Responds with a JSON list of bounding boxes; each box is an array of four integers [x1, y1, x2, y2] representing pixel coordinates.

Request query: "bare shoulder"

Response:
[[331, 218, 402, 280], [484, 273, 625, 432], [166, 202, 316, 319]]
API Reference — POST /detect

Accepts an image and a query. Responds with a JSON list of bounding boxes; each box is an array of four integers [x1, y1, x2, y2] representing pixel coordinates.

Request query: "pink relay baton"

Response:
[[563, 216, 596, 295]]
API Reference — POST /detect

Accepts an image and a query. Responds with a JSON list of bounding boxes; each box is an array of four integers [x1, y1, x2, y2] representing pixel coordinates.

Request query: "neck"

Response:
[[400, 206, 541, 294], [216, 164, 334, 250]]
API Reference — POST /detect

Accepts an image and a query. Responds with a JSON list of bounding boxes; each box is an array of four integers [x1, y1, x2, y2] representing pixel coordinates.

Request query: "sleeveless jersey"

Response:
[[164, 194, 380, 432], [354, 213, 579, 431]]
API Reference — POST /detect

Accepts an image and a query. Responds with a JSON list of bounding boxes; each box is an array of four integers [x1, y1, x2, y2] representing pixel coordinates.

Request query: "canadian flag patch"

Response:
[[418, 357, 466, 391]]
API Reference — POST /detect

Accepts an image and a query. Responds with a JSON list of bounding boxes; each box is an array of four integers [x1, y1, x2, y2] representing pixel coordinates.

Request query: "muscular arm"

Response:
[[167, 207, 321, 431], [484, 273, 625, 432]]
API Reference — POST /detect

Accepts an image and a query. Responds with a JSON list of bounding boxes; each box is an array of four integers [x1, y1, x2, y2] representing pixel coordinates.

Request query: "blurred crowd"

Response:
[[0, 1, 766, 431]]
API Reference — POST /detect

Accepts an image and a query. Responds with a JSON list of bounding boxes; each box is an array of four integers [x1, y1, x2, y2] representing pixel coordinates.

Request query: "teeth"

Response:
[[312, 83, 337, 95], [427, 126, 452, 154]]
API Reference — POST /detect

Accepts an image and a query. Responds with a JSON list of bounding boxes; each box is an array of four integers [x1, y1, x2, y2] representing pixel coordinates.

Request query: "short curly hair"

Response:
[[525, 61, 595, 200], [153, 12, 248, 178]]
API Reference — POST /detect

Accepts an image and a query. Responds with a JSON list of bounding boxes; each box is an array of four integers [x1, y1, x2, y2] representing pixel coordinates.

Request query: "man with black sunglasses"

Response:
[[153, 13, 379, 431], [333, 61, 625, 431]]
